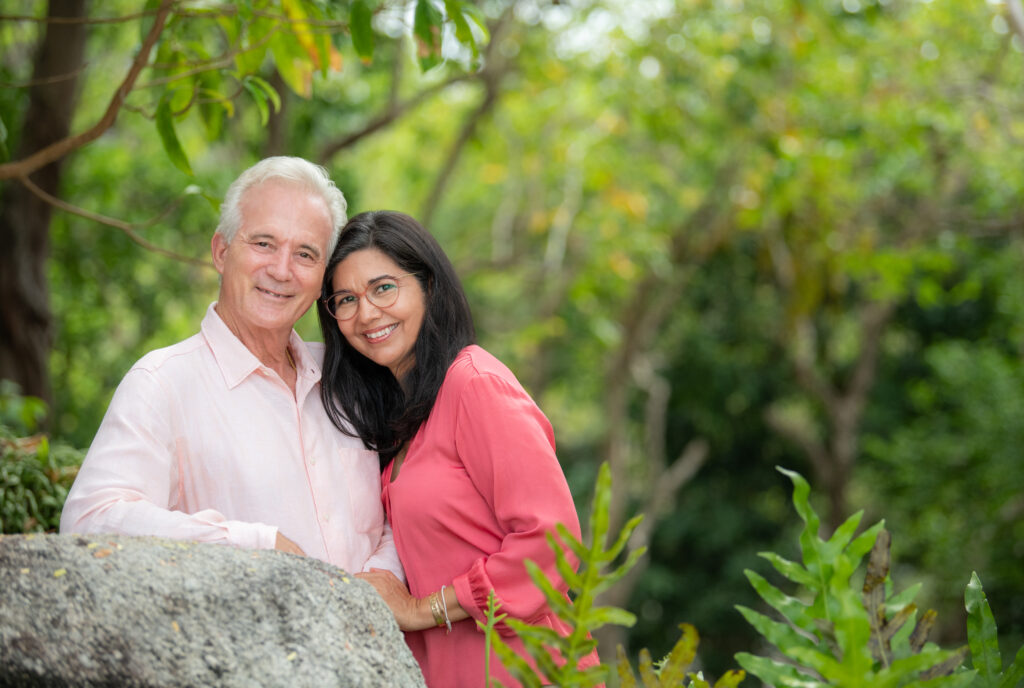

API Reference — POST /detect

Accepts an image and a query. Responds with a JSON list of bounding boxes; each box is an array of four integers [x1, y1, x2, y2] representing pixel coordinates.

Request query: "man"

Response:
[[60, 156, 401, 577]]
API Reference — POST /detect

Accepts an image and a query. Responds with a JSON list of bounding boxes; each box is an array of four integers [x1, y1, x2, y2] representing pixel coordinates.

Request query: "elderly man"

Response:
[[60, 156, 401, 577]]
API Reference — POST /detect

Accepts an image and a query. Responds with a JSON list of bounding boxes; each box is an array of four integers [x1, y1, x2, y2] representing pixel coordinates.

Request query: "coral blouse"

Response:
[[382, 346, 599, 687]]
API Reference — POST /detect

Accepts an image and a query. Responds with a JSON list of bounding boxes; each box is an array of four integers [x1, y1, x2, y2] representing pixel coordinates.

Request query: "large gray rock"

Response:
[[0, 533, 425, 687]]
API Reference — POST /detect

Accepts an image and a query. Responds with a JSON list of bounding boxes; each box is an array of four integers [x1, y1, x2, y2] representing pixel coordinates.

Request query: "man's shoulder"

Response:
[[131, 332, 207, 374]]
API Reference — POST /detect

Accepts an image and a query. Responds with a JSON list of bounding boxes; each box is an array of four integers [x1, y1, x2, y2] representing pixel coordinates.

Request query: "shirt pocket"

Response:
[[338, 447, 384, 535]]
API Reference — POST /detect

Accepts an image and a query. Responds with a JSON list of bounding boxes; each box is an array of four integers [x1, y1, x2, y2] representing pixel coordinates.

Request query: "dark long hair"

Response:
[[317, 210, 476, 470]]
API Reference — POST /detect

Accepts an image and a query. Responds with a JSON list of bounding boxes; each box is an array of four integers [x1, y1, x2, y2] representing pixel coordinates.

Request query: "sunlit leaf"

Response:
[[966, 572, 1002, 685]]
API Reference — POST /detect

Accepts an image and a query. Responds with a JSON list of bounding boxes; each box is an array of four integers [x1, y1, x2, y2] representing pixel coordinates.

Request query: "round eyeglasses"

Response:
[[322, 273, 417, 321]]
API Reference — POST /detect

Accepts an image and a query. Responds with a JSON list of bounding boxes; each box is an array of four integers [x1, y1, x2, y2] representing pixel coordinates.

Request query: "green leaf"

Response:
[[656, 623, 699, 686], [444, 0, 478, 57], [965, 572, 1002, 684], [579, 605, 637, 629], [997, 644, 1024, 688], [743, 569, 815, 631], [234, 16, 271, 75], [759, 551, 817, 588], [777, 466, 824, 576], [414, 0, 443, 70], [847, 519, 887, 564], [241, 80, 270, 126], [615, 644, 638, 688], [713, 670, 748, 688], [821, 509, 863, 560], [736, 605, 816, 655], [269, 27, 313, 98], [246, 75, 282, 113], [350, 0, 374, 62], [459, 3, 490, 42], [155, 97, 194, 176], [735, 652, 824, 687]]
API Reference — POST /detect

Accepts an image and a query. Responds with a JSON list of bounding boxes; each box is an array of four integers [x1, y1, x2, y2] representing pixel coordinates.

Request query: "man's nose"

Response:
[[266, 250, 292, 279]]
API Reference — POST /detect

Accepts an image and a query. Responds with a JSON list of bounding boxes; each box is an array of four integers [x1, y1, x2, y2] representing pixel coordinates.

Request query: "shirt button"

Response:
[[322, 514, 330, 523]]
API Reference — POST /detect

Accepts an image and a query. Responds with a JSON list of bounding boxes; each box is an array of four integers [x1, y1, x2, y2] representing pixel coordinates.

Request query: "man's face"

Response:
[[211, 179, 333, 337]]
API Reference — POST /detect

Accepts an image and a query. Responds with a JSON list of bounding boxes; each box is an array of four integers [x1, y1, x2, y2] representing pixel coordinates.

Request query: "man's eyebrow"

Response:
[[240, 231, 278, 245]]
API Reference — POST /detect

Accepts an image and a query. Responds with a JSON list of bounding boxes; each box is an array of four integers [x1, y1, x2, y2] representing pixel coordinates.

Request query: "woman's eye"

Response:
[[375, 282, 397, 295]]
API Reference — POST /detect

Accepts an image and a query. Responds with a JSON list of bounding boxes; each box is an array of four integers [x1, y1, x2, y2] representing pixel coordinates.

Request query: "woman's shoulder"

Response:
[[447, 345, 516, 383]]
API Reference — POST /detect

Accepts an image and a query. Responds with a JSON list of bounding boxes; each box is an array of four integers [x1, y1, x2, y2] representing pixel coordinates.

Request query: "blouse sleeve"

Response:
[[448, 370, 581, 630]]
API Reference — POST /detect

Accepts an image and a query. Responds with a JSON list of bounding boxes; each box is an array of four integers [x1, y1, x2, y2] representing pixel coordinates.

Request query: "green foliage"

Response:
[[616, 624, 746, 688], [481, 462, 746, 687], [965, 573, 1024, 688], [736, 467, 974, 687], [482, 462, 642, 686], [0, 386, 82, 534]]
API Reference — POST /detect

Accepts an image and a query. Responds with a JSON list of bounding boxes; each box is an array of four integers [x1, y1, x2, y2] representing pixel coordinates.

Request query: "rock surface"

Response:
[[0, 533, 425, 687]]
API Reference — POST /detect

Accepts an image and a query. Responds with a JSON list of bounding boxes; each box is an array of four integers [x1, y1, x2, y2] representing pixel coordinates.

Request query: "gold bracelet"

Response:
[[428, 591, 445, 627]]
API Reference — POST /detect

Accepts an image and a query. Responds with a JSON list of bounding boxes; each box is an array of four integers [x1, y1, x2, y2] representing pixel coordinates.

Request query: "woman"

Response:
[[317, 210, 599, 686]]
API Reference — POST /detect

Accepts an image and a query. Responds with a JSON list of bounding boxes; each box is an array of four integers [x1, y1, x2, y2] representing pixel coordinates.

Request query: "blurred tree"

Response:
[[0, 0, 488, 413]]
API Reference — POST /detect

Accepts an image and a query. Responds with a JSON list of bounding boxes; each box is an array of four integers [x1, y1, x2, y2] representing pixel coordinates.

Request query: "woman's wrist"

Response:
[[416, 595, 437, 630]]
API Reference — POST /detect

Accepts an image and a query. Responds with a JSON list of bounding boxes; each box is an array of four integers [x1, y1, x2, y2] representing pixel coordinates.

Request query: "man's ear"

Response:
[[211, 232, 228, 275]]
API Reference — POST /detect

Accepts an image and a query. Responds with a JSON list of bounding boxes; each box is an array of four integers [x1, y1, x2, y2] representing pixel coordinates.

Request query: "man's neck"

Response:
[[214, 304, 299, 392]]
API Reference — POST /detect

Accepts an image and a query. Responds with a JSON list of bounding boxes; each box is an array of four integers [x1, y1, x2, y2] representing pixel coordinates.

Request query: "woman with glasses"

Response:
[[317, 210, 599, 687]]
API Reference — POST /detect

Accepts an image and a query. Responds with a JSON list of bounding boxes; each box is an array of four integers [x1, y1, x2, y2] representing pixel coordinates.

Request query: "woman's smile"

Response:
[[364, 323, 399, 342]]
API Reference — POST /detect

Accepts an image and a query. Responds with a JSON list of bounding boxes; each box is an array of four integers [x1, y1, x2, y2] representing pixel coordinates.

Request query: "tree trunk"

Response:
[[0, 0, 87, 411]]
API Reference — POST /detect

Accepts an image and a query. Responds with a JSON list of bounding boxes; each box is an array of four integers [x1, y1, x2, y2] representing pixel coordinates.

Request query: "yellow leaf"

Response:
[[281, 0, 321, 68], [287, 651, 298, 661], [53, 568, 67, 578]]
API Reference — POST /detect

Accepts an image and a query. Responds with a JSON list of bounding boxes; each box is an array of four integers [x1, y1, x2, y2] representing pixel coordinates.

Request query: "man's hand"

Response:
[[275, 532, 306, 556]]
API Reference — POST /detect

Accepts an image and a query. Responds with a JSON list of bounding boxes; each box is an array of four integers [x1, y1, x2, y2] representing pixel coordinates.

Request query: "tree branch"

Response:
[[317, 73, 472, 163], [0, 0, 175, 181], [19, 176, 213, 268]]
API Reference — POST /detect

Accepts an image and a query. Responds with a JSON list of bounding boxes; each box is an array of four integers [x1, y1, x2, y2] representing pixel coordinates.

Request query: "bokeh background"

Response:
[[2, 0, 1023, 680]]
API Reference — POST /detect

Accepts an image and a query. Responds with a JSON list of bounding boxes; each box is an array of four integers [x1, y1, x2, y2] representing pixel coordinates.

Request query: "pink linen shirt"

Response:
[[60, 303, 402, 577], [382, 346, 599, 687]]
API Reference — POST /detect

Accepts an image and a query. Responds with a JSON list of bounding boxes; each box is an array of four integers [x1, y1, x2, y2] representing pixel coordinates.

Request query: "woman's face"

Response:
[[328, 248, 425, 379]]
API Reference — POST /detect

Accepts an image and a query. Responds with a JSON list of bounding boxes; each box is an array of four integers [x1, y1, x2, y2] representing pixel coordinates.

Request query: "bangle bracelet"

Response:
[[439, 585, 452, 634], [428, 592, 445, 628]]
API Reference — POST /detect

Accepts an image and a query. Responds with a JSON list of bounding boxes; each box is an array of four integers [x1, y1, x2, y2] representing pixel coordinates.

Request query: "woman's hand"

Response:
[[356, 568, 435, 631]]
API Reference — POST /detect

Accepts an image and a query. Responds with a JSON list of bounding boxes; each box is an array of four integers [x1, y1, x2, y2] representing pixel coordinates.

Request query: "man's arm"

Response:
[[59, 367, 281, 551]]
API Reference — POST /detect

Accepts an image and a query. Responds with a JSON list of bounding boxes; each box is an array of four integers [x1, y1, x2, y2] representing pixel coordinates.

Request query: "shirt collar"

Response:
[[200, 303, 322, 390]]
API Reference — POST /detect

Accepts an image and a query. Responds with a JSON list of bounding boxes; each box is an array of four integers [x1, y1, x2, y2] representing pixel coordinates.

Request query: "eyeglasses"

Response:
[[322, 273, 417, 321]]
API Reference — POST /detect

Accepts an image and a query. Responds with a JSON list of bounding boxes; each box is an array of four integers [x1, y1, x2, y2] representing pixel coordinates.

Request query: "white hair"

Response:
[[215, 156, 348, 254]]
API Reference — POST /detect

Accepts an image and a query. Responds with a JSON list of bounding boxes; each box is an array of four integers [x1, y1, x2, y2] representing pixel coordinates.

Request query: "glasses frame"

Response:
[[321, 272, 417, 321]]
